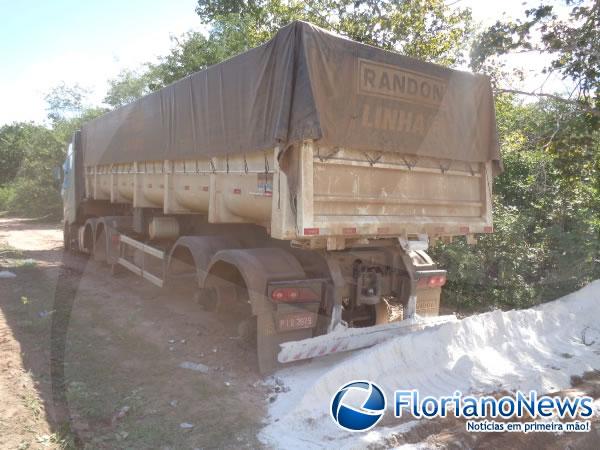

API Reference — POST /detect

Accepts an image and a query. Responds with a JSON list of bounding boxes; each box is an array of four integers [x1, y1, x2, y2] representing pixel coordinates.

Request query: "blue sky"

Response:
[[0, 0, 570, 126], [0, 0, 200, 125]]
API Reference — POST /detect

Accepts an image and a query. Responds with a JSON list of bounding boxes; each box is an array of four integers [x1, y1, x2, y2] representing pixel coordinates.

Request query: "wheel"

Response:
[[194, 288, 218, 311], [63, 222, 71, 252], [257, 313, 279, 374], [93, 228, 107, 262], [237, 316, 257, 348]]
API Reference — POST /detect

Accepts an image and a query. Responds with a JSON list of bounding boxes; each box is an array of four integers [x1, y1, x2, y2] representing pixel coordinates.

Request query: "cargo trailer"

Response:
[[61, 21, 500, 372]]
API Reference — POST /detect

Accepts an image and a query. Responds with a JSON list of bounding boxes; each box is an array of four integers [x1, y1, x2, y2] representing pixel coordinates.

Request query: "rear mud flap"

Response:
[[257, 313, 312, 374]]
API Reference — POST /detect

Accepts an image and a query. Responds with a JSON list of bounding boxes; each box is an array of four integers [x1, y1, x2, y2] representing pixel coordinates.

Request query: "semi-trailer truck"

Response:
[[61, 21, 500, 372]]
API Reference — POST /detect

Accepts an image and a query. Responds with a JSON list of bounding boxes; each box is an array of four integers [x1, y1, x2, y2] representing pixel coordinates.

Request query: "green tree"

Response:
[[196, 0, 473, 65], [1, 85, 107, 218], [104, 69, 157, 108], [0, 123, 33, 185], [471, 0, 599, 117], [45, 82, 91, 122], [431, 0, 600, 313], [7, 125, 64, 218], [432, 96, 600, 312], [105, 0, 473, 105]]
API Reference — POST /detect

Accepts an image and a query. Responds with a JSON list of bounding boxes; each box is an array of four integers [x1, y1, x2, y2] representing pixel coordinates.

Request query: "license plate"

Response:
[[277, 312, 315, 331]]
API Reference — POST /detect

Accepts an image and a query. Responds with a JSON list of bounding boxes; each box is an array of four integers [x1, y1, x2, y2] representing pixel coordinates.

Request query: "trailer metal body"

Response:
[[61, 21, 500, 372]]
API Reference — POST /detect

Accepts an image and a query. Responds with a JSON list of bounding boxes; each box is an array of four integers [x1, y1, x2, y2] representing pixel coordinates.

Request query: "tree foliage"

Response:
[[432, 95, 600, 312], [104, 69, 155, 108], [196, 0, 473, 64], [0, 123, 33, 185], [45, 82, 92, 122], [425, 0, 600, 312], [105, 0, 473, 106], [471, 0, 600, 115], [0, 85, 106, 217]]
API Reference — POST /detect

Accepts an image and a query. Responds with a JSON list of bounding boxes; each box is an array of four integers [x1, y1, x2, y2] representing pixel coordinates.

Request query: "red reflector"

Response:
[[484, 226, 493, 233], [417, 274, 447, 288], [428, 275, 447, 287], [304, 228, 320, 236], [377, 227, 390, 234], [202, 186, 209, 192], [343, 227, 356, 235], [233, 188, 242, 194], [271, 287, 319, 302], [111, 234, 120, 245], [459, 226, 470, 233]]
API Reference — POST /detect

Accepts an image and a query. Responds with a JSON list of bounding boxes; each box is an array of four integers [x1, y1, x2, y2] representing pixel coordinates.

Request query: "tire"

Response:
[[63, 222, 71, 252], [194, 288, 219, 311], [93, 228, 107, 262], [237, 316, 258, 349], [257, 313, 279, 374]]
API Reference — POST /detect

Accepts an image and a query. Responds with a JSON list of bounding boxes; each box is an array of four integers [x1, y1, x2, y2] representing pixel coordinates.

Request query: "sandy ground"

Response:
[[0, 218, 269, 449]]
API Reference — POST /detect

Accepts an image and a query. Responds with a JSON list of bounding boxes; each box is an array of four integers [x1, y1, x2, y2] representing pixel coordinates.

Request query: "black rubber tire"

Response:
[[63, 222, 71, 252], [194, 288, 219, 311], [257, 313, 279, 374], [93, 228, 107, 262]]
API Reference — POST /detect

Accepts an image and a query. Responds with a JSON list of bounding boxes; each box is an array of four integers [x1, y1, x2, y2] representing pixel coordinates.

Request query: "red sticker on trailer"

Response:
[[202, 186, 209, 192], [343, 227, 357, 235], [304, 228, 320, 236], [233, 188, 242, 195], [459, 226, 470, 233]]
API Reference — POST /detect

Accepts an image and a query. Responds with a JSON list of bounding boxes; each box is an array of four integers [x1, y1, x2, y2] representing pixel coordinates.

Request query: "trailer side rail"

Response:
[[117, 234, 165, 288]]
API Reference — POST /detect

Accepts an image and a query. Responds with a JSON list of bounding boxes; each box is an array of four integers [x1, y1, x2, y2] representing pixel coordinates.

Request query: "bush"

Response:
[[7, 177, 62, 219], [431, 98, 600, 314], [0, 185, 15, 212], [0, 122, 66, 219]]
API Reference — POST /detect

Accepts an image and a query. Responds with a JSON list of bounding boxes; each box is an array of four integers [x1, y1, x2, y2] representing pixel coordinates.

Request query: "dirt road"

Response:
[[0, 217, 268, 449]]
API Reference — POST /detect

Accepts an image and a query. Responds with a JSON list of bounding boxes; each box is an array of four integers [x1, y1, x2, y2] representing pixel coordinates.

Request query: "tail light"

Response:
[[417, 273, 447, 289], [270, 287, 319, 302], [427, 274, 446, 288]]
